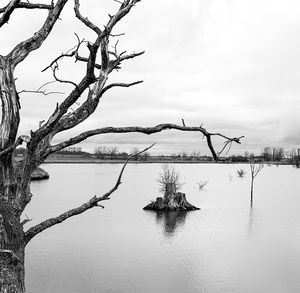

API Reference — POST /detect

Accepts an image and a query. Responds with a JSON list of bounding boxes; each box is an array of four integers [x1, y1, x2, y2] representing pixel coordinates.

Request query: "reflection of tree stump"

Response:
[[155, 211, 188, 237], [143, 183, 200, 211]]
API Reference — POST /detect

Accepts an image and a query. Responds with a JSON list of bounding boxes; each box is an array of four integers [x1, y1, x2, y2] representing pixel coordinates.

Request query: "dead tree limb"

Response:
[[18, 89, 64, 96], [24, 143, 155, 243], [45, 124, 243, 161], [27, 1, 143, 146], [0, 1, 245, 290], [0, 2, 53, 14], [0, 0, 21, 28], [7, 0, 69, 68], [0, 0, 243, 231]]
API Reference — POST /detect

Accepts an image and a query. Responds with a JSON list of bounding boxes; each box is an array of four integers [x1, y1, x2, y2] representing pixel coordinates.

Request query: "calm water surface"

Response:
[[25, 164, 300, 293]]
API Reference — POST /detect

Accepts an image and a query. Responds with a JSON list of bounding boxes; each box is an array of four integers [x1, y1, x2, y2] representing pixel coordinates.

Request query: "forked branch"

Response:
[[31, 1, 143, 142], [0, 0, 21, 28], [0, 2, 53, 13], [7, 0, 68, 67], [24, 143, 155, 243], [74, 0, 101, 35]]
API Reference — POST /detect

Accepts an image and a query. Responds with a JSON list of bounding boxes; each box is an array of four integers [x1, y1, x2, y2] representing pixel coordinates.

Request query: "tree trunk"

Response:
[[250, 178, 254, 208], [0, 57, 31, 290], [0, 56, 20, 151], [0, 202, 26, 293], [0, 251, 25, 293]]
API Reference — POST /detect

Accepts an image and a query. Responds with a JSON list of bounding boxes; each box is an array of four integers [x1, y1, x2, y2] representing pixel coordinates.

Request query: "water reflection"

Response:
[[247, 208, 255, 235], [26, 164, 300, 293], [147, 211, 189, 238]]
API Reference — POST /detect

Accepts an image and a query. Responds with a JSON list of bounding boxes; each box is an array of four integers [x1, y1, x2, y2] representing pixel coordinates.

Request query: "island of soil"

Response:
[[31, 167, 49, 181], [143, 183, 199, 211]]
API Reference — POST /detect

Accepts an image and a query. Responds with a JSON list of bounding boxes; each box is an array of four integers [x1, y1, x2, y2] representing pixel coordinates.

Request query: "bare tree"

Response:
[[109, 146, 119, 156], [249, 160, 264, 208], [95, 145, 119, 158], [0, 1, 242, 291], [261, 146, 285, 161], [95, 146, 110, 158], [272, 147, 285, 161], [140, 151, 150, 161], [261, 146, 272, 161]]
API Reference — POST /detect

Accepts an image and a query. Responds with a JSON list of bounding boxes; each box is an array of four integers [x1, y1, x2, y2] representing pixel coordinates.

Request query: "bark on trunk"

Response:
[[0, 56, 20, 151], [0, 201, 26, 293], [0, 252, 25, 293]]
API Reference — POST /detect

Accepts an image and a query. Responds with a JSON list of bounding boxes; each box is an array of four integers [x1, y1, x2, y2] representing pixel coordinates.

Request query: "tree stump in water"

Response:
[[143, 183, 200, 211]]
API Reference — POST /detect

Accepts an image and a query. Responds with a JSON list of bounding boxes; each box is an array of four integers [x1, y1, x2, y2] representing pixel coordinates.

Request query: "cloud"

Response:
[[2, 0, 300, 155]]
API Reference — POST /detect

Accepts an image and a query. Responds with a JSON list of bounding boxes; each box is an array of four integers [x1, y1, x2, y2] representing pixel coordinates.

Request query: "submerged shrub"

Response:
[[197, 180, 208, 190], [237, 169, 246, 178], [157, 164, 184, 194]]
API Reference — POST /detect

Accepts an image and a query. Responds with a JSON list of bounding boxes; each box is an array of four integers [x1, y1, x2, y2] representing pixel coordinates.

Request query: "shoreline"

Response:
[[43, 158, 294, 165]]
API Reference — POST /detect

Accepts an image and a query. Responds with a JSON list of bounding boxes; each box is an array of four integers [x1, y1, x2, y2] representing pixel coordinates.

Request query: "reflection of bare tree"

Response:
[[153, 211, 189, 238], [247, 208, 255, 236]]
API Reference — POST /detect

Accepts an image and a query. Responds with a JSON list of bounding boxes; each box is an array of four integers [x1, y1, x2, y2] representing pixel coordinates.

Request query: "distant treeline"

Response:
[[13, 146, 300, 166], [234, 147, 300, 166]]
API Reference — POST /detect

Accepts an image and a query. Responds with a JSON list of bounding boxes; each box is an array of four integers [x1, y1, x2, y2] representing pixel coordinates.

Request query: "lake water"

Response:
[[25, 163, 300, 293]]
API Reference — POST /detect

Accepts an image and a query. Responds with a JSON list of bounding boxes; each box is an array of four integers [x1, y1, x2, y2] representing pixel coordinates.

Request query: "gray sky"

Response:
[[1, 0, 300, 155]]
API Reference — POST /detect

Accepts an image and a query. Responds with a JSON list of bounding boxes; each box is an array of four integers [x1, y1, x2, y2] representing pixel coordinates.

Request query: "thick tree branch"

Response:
[[24, 143, 154, 243], [7, 0, 68, 68], [0, 2, 53, 13], [0, 57, 21, 149], [45, 124, 243, 161], [0, 0, 21, 28]]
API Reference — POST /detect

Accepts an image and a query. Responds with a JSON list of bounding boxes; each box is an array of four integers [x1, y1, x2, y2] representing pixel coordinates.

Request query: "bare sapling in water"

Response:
[[249, 160, 264, 208]]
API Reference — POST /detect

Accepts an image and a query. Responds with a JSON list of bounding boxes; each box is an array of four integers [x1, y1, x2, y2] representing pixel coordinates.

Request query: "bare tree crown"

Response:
[[0, 0, 243, 243]]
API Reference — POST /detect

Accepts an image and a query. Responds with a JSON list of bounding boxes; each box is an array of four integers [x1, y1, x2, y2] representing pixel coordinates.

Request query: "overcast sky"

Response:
[[1, 0, 300, 155]]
